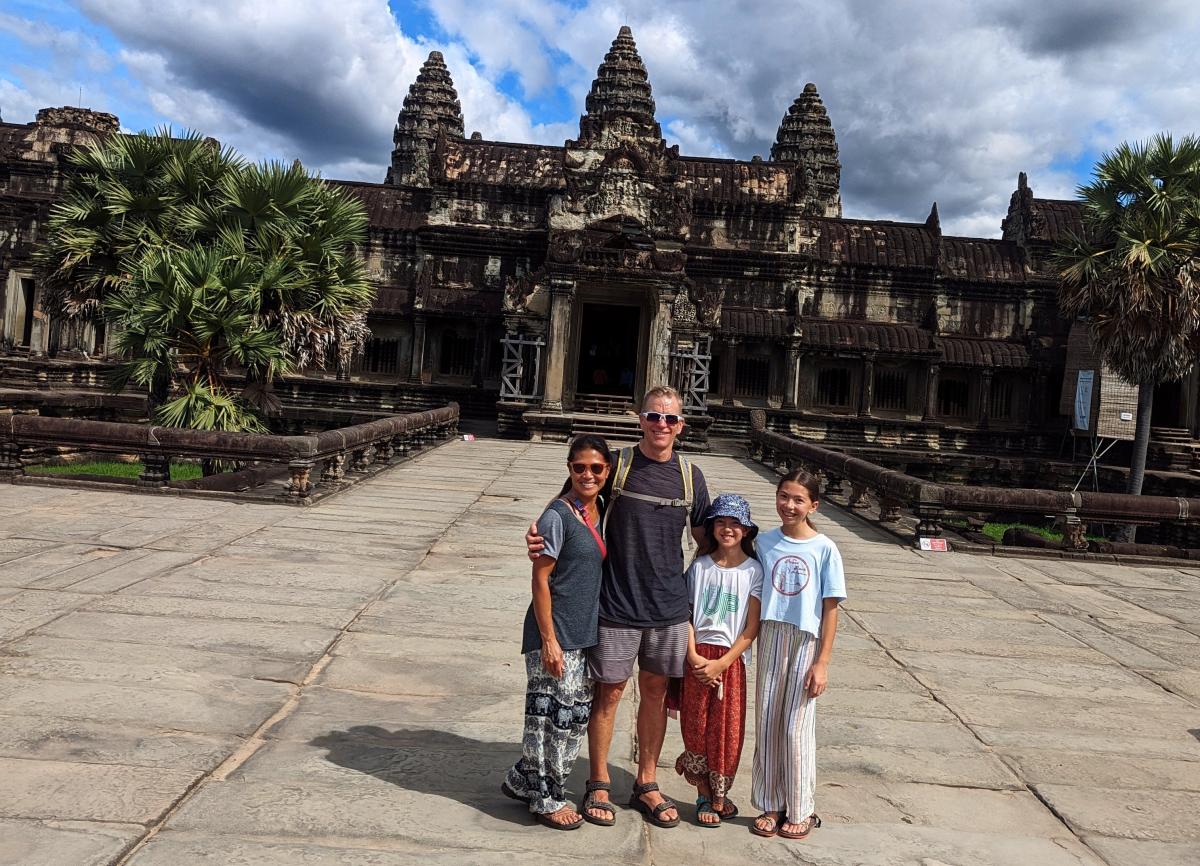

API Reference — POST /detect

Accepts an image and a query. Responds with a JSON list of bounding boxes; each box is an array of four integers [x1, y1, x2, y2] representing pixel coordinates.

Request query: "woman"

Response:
[[502, 434, 611, 830]]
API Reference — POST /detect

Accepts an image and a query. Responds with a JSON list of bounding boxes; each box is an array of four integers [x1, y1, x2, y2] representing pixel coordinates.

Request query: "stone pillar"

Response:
[[720, 338, 738, 406], [783, 338, 801, 410], [979, 368, 994, 429], [541, 278, 575, 412], [472, 322, 488, 387], [858, 354, 875, 417], [645, 290, 674, 392], [409, 313, 428, 383], [923, 363, 940, 421]]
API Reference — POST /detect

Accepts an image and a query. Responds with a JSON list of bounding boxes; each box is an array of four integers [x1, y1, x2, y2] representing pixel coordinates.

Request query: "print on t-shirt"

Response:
[[771, 554, 811, 596]]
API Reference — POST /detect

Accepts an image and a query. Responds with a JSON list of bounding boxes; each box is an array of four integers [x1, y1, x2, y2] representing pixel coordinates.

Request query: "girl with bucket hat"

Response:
[[674, 493, 763, 827]]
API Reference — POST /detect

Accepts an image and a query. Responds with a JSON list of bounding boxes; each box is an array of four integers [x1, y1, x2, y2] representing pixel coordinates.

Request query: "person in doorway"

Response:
[[526, 385, 710, 828], [503, 435, 612, 830]]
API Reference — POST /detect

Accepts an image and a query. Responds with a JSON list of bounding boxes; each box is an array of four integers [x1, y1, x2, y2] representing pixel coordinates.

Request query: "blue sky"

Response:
[[4, 1, 1198, 236]]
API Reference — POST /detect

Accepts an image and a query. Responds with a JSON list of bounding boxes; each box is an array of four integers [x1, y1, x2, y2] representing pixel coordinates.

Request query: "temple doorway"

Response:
[[575, 302, 640, 400]]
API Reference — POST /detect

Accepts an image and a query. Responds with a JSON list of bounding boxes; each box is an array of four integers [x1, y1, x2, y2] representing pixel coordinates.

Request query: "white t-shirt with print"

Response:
[[686, 554, 764, 663]]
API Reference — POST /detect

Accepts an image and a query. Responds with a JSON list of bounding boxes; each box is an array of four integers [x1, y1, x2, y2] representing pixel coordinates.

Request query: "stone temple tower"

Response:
[[386, 51, 464, 186], [576, 25, 662, 147], [771, 83, 842, 217]]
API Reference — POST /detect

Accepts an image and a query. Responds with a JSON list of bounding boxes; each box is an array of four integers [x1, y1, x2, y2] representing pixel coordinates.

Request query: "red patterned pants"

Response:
[[674, 643, 747, 800]]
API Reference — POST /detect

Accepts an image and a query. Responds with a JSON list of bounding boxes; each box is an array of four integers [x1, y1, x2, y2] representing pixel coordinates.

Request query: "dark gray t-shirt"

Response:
[[521, 499, 605, 654], [599, 448, 710, 628]]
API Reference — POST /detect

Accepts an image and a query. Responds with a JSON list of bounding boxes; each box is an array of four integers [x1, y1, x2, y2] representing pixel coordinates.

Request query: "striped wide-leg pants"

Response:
[[751, 619, 818, 819]]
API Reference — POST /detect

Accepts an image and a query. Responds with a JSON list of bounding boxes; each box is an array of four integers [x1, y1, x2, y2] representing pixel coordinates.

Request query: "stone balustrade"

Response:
[[748, 413, 1200, 554], [0, 404, 460, 502]]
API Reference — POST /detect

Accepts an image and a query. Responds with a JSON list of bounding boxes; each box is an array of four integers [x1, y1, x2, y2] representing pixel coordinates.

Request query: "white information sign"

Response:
[[1074, 370, 1094, 431]]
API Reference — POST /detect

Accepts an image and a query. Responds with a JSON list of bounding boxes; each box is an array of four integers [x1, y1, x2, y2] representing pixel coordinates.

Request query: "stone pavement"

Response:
[[1, 438, 1198, 866]]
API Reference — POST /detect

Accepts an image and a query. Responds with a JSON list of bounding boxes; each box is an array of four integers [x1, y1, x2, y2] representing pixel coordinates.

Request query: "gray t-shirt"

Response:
[[598, 448, 710, 628], [520, 499, 605, 654]]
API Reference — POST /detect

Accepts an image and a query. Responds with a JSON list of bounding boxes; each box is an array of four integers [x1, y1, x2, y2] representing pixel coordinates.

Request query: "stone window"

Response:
[[439, 330, 474, 377], [362, 337, 400, 375], [734, 356, 770, 399], [815, 367, 851, 408], [990, 375, 1017, 420], [938, 375, 970, 418], [873, 367, 910, 412]]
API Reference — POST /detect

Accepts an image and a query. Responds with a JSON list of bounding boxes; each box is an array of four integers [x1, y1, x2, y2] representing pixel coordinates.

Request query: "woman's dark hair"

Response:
[[777, 468, 821, 526], [557, 434, 613, 496], [696, 517, 758, 560]]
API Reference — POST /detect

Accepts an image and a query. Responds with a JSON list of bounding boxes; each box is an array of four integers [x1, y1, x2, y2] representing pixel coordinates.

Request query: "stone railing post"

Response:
[[377, 437, 396, 462], [824, 472, 845, 496], [1061, 510, 1087, 550], [288, 460, 314, 498], [353, 446, 373, 472], [847, 483, 868, 509], [878, 495, 901, 522], [138, 454, 170, 487], [322, 452, 347, 484], [0, 442, 25, 478]]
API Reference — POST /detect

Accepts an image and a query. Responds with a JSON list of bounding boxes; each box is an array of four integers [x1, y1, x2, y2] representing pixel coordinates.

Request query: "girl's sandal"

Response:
[[750, 811, 783, 838], [716, 798, 739, 820], [579, 780, 617, 827], [535, 806, 584, 831], [695, 796, 721, 828], [779, 813, 822, 840]]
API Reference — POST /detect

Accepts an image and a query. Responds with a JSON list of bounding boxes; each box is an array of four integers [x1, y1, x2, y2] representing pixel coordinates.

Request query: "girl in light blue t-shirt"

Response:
[[749, 469, 846, 842]]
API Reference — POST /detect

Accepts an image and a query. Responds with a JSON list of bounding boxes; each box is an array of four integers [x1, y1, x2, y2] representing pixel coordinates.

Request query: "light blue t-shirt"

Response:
[[756, 528, 847, 637]]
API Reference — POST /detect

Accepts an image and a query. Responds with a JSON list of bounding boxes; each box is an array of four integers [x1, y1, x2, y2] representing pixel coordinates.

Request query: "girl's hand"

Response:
[[695, 657, 726, 687], [687, 650, 706, 669], [542, 640, 565, 679], [804, 660, 829, 697]]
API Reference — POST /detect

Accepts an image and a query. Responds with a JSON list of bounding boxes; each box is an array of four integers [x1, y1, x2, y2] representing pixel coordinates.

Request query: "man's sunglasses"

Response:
[[640, 411, 683, 425], [570, 462, 609, 475]]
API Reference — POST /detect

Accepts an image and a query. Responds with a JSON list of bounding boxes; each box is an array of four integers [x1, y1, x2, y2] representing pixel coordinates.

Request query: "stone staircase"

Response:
[[574, 394, 635, 415], [1149, 426, 1200, 472]]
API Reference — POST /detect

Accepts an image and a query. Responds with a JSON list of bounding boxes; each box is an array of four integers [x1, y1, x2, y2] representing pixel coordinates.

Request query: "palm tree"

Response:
[[1057, 134, 1200, 532], [36, 129, 373, 432]]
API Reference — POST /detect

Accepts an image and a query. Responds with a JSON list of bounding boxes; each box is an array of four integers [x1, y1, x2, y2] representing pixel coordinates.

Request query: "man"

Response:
[[527, 385, 709, 827]]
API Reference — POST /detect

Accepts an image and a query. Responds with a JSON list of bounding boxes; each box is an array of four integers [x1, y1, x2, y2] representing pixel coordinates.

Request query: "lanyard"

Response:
[[569, 497, 607, 560]]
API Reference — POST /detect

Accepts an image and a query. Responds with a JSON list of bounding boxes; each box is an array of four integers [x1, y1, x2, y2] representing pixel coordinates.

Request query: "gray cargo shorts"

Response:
[[587, 618, 689, 683]]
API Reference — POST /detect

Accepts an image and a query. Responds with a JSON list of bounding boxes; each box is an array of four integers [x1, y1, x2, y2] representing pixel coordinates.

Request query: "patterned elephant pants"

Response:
[[674, 643, 747, 800], [751, 619, 818, 820], [504, 648, 593, 814]]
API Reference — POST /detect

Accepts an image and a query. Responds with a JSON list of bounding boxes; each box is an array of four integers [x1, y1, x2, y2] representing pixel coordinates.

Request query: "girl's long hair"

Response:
[[778, 468, 821, 528], [696, 517, 758, 560], [557, 434, 613, 497]]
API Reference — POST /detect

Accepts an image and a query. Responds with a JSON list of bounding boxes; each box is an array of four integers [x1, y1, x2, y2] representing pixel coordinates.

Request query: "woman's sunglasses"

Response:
[[569, 462, 609, 475], [640, 411, 683, 425]]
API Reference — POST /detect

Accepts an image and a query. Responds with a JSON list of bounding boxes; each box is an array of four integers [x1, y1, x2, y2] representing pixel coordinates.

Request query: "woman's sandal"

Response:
[[579, 780, 617, 827], [500, 780, 529, 803], [535, 807, 584, 831], [629, 781, 680, 828], [779, 813, 822, 840], [716, 798, 739, 820], [750, 811, 783, 838], [695, 796, 721, 828]]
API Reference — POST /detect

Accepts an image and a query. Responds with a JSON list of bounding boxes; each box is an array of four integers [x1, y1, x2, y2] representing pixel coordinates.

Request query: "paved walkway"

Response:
[[1, 439, 1198, 866]]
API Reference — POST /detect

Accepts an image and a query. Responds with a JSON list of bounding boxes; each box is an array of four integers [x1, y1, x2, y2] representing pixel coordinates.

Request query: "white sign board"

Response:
[[918, 537, 949, 552], [1074, 370, 1094, 431]]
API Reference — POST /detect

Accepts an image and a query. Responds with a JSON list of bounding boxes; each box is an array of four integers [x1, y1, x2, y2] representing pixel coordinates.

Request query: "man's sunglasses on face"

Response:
[[640, 411, 683, 426]]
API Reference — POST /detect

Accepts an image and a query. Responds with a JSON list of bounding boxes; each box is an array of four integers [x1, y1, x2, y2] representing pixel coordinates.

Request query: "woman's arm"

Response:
[[530, 554, 564, 678], [804, 597, 840, 697], [694, 596, 761, 685]]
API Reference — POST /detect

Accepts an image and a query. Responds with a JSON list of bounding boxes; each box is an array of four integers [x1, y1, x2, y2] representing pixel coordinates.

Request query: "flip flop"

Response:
[[779, 813, 822, 839], [750, 811, 782, 838], [629, 781, 680, 828], [536, 808, 584, 831]]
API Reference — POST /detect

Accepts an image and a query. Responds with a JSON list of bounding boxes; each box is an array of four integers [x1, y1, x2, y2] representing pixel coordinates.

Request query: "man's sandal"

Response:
[[779, 813, 822, 840], [535, 807, 583, 831], [695, 796, 721, 828], [629, 781, 680, 828], [750, 811, 783, 838], [580, 780, 616, 827]]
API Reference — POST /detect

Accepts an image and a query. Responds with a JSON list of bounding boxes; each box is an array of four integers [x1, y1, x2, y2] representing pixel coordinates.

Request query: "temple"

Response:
[[3, 26, 1198, 455]]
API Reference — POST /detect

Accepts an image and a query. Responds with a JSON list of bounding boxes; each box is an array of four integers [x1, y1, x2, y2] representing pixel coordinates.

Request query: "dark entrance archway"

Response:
[[575, 302, 640, 399]]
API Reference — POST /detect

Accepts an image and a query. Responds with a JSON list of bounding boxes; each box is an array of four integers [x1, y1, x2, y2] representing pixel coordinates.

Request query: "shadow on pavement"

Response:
[[310, 726, 635, 826]]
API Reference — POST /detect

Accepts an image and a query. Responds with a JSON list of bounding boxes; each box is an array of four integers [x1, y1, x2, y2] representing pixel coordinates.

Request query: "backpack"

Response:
[[604, 446, 697, 548]]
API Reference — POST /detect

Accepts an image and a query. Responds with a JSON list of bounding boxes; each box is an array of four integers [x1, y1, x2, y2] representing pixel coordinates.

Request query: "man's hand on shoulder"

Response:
[[526, 521, 545, 562]]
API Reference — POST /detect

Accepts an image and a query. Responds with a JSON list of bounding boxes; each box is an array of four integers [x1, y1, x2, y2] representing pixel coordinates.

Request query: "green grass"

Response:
[[982, 522, 1062, 543], [28, 460, 203, 482]]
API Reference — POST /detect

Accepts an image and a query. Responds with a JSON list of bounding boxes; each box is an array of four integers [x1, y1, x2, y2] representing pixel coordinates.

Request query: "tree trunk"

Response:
[[1118, 380, 1155, 542]]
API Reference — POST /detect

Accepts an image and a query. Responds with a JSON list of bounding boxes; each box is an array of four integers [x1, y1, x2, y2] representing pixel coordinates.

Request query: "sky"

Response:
[[3, 0, 1198, 237]]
